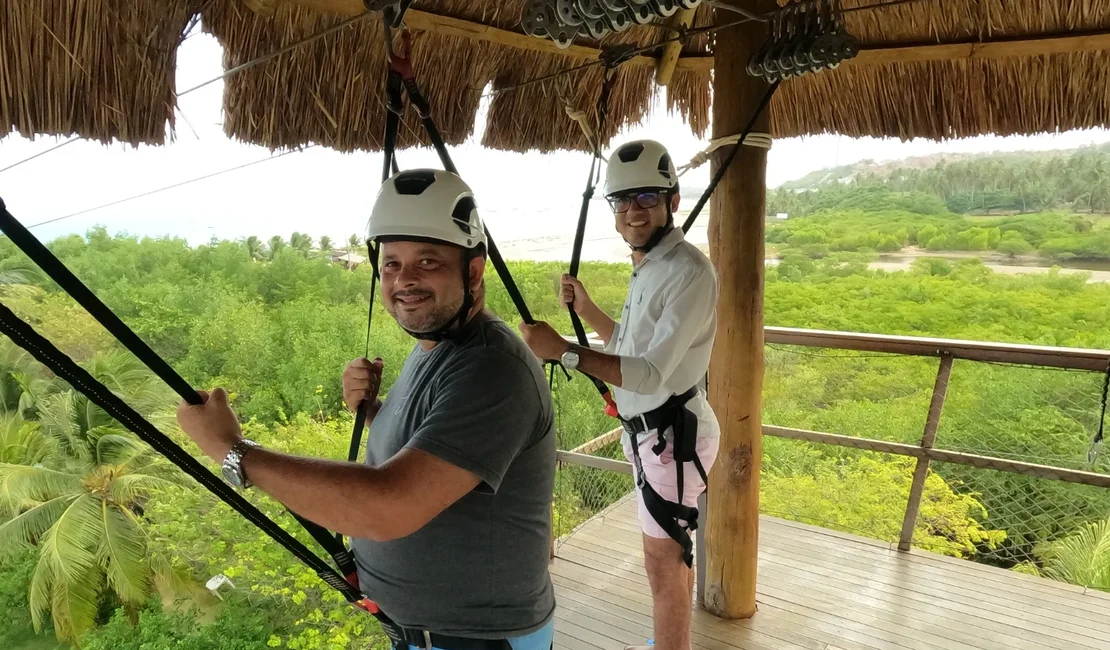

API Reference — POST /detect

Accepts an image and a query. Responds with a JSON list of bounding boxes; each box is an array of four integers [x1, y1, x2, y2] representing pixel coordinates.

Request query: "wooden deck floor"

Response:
[[551, 497, 1110, 650]]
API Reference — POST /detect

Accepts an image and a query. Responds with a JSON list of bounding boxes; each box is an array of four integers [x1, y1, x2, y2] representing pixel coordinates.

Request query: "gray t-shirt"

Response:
[[350, 314, 556, 638]]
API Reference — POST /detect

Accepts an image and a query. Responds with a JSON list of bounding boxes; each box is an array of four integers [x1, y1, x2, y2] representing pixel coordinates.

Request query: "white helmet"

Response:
[[367, 169, 486, 251], [604, 139, 679, 198]]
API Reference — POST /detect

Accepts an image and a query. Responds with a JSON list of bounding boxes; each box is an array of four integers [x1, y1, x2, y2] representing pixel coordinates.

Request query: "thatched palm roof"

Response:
[[3, 1, 1110, 153]]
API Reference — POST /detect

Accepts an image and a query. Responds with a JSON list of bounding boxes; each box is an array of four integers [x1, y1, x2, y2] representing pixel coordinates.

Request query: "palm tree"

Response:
[[244, 236, 266, 262], [318, 236, 334, 259], [267, 236, 286, 260], [0, 351, 187, 642], [1034, 518, 1110, 591], [0, 257, 43, 286], [0, 338, 47, 418], [289, 232, 313, 257]]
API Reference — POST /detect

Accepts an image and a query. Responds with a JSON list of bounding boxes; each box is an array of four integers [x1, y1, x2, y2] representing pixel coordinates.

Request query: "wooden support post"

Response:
[[898, 355, 954, 551], [703, 0, 774, 620], [655, 8, 696, 87]]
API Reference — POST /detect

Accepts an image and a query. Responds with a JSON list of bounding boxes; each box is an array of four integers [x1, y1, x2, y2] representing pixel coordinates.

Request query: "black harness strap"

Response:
[[681, 80, 781, 235], [566, 66, 619, 415], [0, 290, 362, 603], [622, 386, 704, 567], [0, 199, 364, 600]]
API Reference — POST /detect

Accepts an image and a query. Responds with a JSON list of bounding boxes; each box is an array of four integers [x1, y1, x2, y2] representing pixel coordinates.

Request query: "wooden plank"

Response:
[[755, 555, 1094, 650], [555, 629, 603, 650], [563, 499, 1110, 648], [760, 513, 1110, 605], [554, 564, 861, 650], [898, 355, 954, 550], [756, 517, 1109, 610], [756, 523, 1110, 627], [762, 514, 1110, 602], [583, 504, 1110, 628], [755, 578, 1019, 650], [763, 327, 1110, 371], [703, 0, 776, 620], [561, 531, 1098, 650], [557, 585, 843, 650]]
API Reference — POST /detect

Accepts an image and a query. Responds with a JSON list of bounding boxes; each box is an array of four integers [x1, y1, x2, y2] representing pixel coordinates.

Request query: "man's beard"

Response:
[[388, 289, 465, 334]]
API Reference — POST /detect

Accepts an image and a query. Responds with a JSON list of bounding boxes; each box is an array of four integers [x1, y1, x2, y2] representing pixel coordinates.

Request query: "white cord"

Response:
[[678, 132, 773, 176]]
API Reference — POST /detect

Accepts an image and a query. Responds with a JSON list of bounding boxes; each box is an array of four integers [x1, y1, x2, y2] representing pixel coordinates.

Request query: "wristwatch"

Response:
[[221, 439, 261, 489], [561, 344, 581, 372]]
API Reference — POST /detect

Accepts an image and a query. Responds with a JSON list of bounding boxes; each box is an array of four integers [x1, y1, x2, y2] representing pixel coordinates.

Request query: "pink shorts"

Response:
[[622, 433, 720, 539]]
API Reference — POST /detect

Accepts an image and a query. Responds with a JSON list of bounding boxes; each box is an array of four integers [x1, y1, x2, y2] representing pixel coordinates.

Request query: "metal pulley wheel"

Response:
[[599, 0, 628, 12], [628, 2, 655, 24], [556, 0, 586, 26], [576, 0, 607, 20], [521, 2, 549, 37], [604, 6, 634, 32], [649, 0, 679, 18], [675, 0, 701, 10], [552, 25, 580, 49], [582, 14, 611, 39]]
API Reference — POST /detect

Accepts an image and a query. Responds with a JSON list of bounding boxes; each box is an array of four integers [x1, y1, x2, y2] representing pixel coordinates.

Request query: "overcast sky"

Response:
[[2, 30, 1109, 247]]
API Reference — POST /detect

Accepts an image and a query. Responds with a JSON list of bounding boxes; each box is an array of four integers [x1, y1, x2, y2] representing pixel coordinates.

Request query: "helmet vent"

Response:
[[617, 143, 645, 163], [658, 154, 673, 179], [394, 170, 437, 195], [451, 196, 477, 235]]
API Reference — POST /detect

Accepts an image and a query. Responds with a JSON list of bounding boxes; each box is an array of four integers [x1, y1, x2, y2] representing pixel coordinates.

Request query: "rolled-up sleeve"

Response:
[[604, 322, 621, 353], [619, 267, 716, 395]]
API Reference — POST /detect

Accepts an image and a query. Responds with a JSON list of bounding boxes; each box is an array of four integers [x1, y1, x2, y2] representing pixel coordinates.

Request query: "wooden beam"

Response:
[[848, 29, 1110, 67], [670, 29, 1110, 74], [569, 427, 623, 455], [555, 451, 633, 475], [261, 0, 680, 69], [655, 8, 696, 87], [897, 355, 953, 551], [762, 425, 1110, 489], [241, 3, 1110, 74], [764, 326, 1110, 371], [703, 0, 774, 621]]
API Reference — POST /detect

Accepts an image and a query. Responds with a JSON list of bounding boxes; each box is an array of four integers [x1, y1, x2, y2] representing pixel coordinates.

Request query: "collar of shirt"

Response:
[[637, 226, 685, 266]]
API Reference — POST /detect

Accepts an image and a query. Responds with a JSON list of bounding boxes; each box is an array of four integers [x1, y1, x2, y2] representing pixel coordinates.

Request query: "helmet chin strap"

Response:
[[627, 200, 675, 254]]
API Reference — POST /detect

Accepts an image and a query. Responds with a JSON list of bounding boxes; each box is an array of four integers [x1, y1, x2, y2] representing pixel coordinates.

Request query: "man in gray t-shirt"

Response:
[[176, 170, 556, 650], [350, 313, 555, 638]]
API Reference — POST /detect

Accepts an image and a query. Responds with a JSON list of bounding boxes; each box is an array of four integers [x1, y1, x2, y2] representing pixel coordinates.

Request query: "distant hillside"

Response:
[[778, 143, 1110, 191], [770, 143, 1110, 216]]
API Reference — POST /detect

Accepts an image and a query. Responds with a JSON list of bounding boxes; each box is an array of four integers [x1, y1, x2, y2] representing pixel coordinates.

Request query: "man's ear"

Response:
[[670, 192, 682, 213], [468, 255, 486, 293]]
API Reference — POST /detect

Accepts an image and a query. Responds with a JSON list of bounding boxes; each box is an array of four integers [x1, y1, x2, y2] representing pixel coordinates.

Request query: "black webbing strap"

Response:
[[681, 80, 781, 235], [0, 294, 362, 602], [565, 67, 618, 414], [384, 31, 534, 326], [1089, 361, 1109, 464], [628, 434, 699, 567], [0, 199, 362, 594]]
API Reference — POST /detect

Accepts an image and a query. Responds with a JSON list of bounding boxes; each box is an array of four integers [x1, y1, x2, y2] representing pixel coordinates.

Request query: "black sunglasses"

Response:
[[607, 192, 662, 214]]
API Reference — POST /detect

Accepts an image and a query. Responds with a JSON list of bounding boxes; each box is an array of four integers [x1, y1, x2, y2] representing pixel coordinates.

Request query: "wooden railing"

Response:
[[556, 327, 1110, 555]]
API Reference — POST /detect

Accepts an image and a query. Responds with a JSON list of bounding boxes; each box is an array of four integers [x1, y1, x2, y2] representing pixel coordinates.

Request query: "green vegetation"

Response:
[[0, 221, 1109, 647], [767, 145, 1110, 262]]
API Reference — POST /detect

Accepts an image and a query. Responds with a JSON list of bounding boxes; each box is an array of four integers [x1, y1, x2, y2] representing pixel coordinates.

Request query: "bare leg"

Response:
[[642, 534, 692, 650]]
